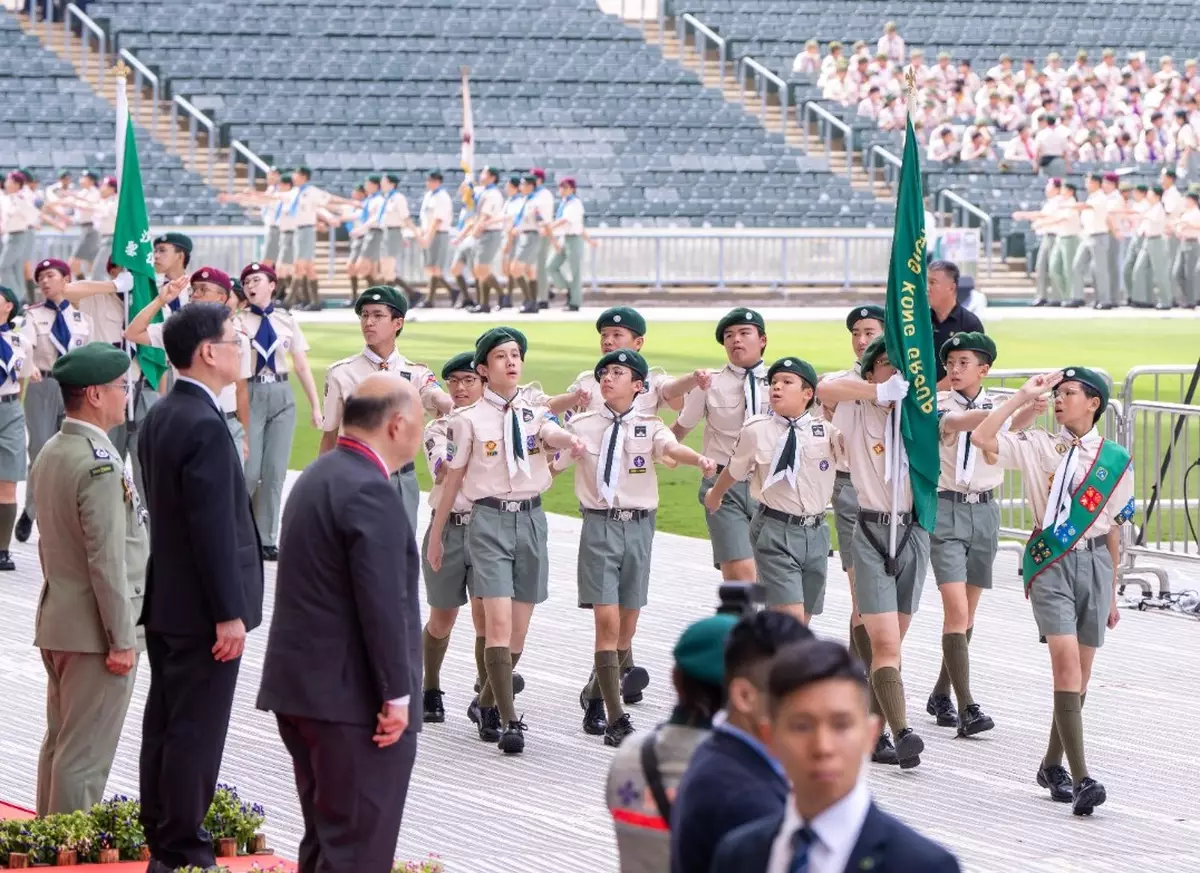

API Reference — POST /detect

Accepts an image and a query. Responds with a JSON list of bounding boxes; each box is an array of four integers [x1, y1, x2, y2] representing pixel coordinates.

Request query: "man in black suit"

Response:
[[136, 302, 264, 871], [710, 639, 961, 873], [258, 372, 425, 873]]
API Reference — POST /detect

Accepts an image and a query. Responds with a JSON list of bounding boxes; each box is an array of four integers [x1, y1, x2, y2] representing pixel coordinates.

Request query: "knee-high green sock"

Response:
[[0, 503, 16, 550], [1044, 690, 1085, 768], [852, 625, 883, 717], [596, 650, 624, 723], [510, 650, 521, 671], [942, 632, 974, 709], [1053, 690, 1089, 784], [933, 623, 973, 698], [455, 274, 470, 302], [848, 622, 860, 660], [422, 627, 450, 691], [618, 646, 633, 671], [310, 279, 320, 307], [350, 274, 360, 297], [871, 666, 908, 733], [474, 636, 489, 701], [477, 277, 490, 308], [485, 646, 517, 724]]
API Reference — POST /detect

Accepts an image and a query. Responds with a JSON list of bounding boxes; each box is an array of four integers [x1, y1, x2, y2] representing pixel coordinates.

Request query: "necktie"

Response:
[[249, 304, 278, 374], [596, 406, 631, 506], [764, 416, 804, 491], [952, 389, 979, 485], [736, 362, 767, 420], [45, 299, 72, 358], [486, 388, 531, 480], [788, 826, 816, 873], [0, 326, 13, 383]]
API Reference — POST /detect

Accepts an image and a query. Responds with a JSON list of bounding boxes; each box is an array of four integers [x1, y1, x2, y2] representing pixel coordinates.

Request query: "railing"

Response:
[[228, 140, 272, 196], [118, 48, 159, 135], [740, 56, 789, 134], [800, 101, 853, 183], [677, 13, 726, 82], [937, 189, 993, 276], [617, 0, 663, 44], [1120, 364, 1200, 409], [64, 3, 105, 80], [170, 96, 216, 185], [865, 144, 901, 192]]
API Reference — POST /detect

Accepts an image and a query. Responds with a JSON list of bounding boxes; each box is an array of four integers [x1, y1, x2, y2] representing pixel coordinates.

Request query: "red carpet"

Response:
[[0, 800, 34, 820]]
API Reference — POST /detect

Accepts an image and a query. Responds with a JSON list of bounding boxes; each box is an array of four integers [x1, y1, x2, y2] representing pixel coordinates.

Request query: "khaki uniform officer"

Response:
[[557, 349, 715, 748], [1073, 173, 1116, 308], [971, 367, 1134, 816], [707, 358, 837, 626], [30, 343, 148, 815], [546, 177, 590, 311], [675, 307, 770, 582], [321, 286, 451, 528], [0, 285, 28, 570], [286, 166, 335, 310], [20, 259, 93, 531], [428, 326, 586, 756]]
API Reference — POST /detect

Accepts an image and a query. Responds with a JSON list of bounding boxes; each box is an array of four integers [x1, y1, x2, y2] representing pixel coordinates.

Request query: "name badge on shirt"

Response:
[[634, 425, 647, 437]]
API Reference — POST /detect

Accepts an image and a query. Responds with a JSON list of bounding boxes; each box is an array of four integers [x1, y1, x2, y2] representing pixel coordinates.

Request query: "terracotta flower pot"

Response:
[[54, 850, 77, 867], [137, 846, 151, 862], [249, 834, 268, 854], [215, 837, 238, 858], [8, 852, 30, 869], [98, 848, 120, 864]]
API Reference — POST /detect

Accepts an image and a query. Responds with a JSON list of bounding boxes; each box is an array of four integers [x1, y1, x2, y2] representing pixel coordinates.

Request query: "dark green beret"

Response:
[[860, 335, 889, 375], [596, 306, 647, 337], [279, 173, 293, 184], [1163, 167, 1178, 178], [1059, 366, 1110, 414], [296, 165, 313, 176], [594, 348, 648, 384], [940, 330, 997, 364], [384, 172, 401, 184], [441, 351, 477, 380], [366, 173, 382, 184], [153, 231, 193, 254], [51, 342, 130, 387], [0, 285, 22, 322], [767, 356, 818, 391], [673, 614, 739, 686], [846, 304, 885, 331], [354, 285, 408, 317], [1136, 184, 1149, 193], [474, 326, 528, 367], [714, 307, 766, 344]]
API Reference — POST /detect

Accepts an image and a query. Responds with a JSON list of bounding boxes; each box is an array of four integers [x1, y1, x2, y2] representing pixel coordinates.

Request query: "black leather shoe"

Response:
[[1036, 763, 1074, 803], [477, 706, 502, 742], [538, 301, 549, 310], [621, 666, 650, 704], [1094, 302, 1114, 310], [1063, 299, 1086, 308], [14, 511, 32, 543], [895, 727, 924, 769], [871, 732, 899, 765], [498, 717, 526, 754], [520, 301, 538, 314], [1072, 776, 1106, 816], [604, 713, 635, 747], [1030, 297, 1048, 307], [957, 703, 995, 737], [582, 697, 607, 736], [926, 693, 958, 727], [422, 689, 445, 723], [261, 545, 279, 562], [0, 550, 13, 571], [498, 295, 512, 310], [474, 673, 525, 696]]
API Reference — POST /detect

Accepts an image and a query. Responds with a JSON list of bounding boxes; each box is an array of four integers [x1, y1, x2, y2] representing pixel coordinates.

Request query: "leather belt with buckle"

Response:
[[857, 509, 913, 527], [584, 507, 651, 522], [0, 394, 18, 403], [396, 462, 416, 476], [251, 371, 288, 384], [432, 510, 471, 526], [760, 507, 824, 528], [938, 489, 994, 505], [835, 471, 852, 482], [477, 495, 543, 513], [224, 411, 237, 421]]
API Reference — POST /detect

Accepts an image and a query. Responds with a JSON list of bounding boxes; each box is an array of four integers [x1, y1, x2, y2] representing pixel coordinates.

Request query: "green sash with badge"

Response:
[[1021, 438, 1132, 592]]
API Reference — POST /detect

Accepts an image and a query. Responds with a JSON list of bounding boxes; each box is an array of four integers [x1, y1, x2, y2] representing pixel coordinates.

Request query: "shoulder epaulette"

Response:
[[743, 413, 774, 428], [327, 354, 358, 371], [86, 438, 115, 461], [570, 410, 600, 424]]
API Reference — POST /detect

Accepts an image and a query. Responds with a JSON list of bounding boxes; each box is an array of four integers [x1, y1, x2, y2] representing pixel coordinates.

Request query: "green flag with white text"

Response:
[[883, 113, 939, 533]]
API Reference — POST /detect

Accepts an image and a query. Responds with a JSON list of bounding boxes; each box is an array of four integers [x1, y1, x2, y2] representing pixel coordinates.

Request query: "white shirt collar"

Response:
[[363, 346, 402, 369], [768, 781, 871, 873], [177, 375, 222, 410], [63, 417, 112, 442]]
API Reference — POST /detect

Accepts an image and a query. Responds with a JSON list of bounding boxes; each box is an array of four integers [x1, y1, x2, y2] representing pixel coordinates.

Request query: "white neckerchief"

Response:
[[729, 361, 767, 421], [763, 412, 809, 491], [950, 387, 987, 485], [485, 387, 530, 480], [882, 404, 908, 487], [596, 404, 634, 506], [363, 346, 401, 372], [1043, 426, 1102, 532]]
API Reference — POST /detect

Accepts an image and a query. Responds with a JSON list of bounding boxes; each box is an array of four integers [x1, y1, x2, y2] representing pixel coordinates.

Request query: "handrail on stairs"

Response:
[[64, 3, 105, 81], [677, 13, 726, 82], [118, 49, 159, 135], [866, 144, 901, 192], [170, 95, 216, 185], [228, 140, 272, 196], [937, 188, 994, 277], [740, 56, 789, 134], [800, 101, 853, 183]]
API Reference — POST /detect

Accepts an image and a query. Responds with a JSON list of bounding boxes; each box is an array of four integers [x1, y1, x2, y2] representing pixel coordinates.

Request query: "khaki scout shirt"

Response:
[[822, 363, 862, 473], [727, 413, 840, 515], [447, 396, 569, 502], [424, 414, 473, 515], [0, 327, 29, 397], [239, 307, 309, 375], [675, 363, 770, 466], [323, 348, 441, 432], [555, 410, 677, 510], [27, 300, 93, 372], [566, 367, 673, 416], [993, 428, 1134, 537], [836, 400, 913, 513], [936, 389, 1006, 493]]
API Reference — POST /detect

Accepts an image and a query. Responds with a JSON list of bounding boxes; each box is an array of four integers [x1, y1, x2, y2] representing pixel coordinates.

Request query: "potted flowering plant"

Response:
[[0, 819, 34, 869], [391, 857, 445, 873], [89, 795, 147, 861], [203, 785, 265, 858], [92, 830, 119, 864]]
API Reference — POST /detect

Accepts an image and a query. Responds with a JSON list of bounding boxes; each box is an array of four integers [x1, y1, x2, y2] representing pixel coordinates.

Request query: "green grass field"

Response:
[[285, 318, 1200, 540]]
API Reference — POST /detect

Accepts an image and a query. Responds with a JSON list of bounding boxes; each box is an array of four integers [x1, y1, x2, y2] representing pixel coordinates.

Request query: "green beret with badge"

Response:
[[0, 285, 22, 323], [767, 357, 819, 408], [673, 614, 739, 687], [846, 304, 885, 331], [594, 348, 649, 384], [714, 307, 766, 344], [1059, 366, 1110, 414], [51, 341, 131, 387], [354, 285, 408, 317], [860, 335, 889, 375], [474, 326, 528, 367], [939, 330, 997, 365], [441, 351, 477, 380], [366, 173, 382, 184], [596, 306, 647, 337], [152, 231, 193, 254]]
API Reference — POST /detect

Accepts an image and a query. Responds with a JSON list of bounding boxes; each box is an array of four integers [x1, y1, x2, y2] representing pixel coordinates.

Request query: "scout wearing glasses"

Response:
[[0, 285, 28, 570], [320, 286, 451, 528], [674, 308, 770, 582], [705, 358, 837, 627], [427, 327, 586, 756], [971, 367, 1133, 817], [817, 335, 929, 770], [555, 349, 716, 748]]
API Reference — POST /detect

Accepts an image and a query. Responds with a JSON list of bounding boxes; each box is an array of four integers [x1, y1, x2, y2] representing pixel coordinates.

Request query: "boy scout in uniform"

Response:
[[240, 263, 323, 560], [30, 343, 147, 815], [817, 336, 928, 769], [972, 368, 1133, 816], [427, 327, 586, 755], [674, 308, 770, 582], [472, 168, 507, 311], [0, 285, 28, 570], [556, 349, 715, 747], [320, 286, 451, 527], [705, 358, 837, 626], [418, 171, 455, 306], [529, 168, 555, 309]]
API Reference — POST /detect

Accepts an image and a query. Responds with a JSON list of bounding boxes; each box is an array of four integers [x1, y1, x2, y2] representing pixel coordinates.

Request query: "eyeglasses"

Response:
[[358, 312, 395, 323], [104, 380, 131, 395]]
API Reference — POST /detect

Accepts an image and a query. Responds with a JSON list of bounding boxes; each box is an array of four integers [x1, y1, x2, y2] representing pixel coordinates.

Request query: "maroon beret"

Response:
[[1103, 172, 1120, 184], [101, 175, 118, 190], [560, 177, 577, 188], [240, 262, 277, 284], [190, 267, 232, 293], [34, 258, 71, 279], [530, 167, 545, 180]]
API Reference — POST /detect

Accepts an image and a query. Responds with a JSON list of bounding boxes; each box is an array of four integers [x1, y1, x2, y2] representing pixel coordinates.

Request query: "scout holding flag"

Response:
[[970, 367, 1133, 817]]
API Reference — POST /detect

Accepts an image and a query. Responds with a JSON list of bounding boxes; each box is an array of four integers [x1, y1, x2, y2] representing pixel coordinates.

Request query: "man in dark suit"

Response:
[[136, 302, 264, 872], [710, 639, 961, 873], [258, 372, 425, 873]]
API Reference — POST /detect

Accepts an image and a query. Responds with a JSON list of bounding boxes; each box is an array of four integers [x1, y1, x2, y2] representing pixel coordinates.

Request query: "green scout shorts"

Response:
[[1029, 544, 1112, 648], [0, 398, 26, 482], [392, 467, 419, 532], [422, 511, 473, 609], [515, 232, 540, 266], [347, 234, 364, 265], [577, 509, 655, 609], [262, 225, 281, 262], [698, 474, 756, 568], [384, 226, 406, 259], [362, 228, 384, 262], [294, 225, 317, 261], [750, 511, 829, 614], [424, 232, 450, 270], [929, 494, 1000, 588], [851, 516, 930, 616], [831, 472, 858, 571], [467, 502, 549, 604], [477, 230, 504, 267], [278, 230, 296, 266], [452, 238, 477, 269]]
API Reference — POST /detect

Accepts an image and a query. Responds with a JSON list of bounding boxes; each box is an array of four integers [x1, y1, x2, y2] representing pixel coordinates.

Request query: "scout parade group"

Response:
[[0, 240, 1135, 817]]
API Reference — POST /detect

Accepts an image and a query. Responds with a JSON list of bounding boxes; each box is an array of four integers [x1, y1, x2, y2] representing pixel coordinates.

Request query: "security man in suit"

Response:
[[31, 342, 148, 815]]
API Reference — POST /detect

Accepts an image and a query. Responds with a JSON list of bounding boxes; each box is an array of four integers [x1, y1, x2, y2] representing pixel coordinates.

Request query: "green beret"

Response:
[[474, 326, 528, 367], [940, 330, 997, 364], [51, 342, 130, 387], [596, 306, 647, 337], [1059, 366, 1110, 414], [767, 356, 818, 390], [1162, 167, 1178, 178], [1136, 184, 1149, 193], [673, 614, 739, 686], [441, 352, 477, 380], [846, 304, 885, 331], [594, 348, 648, 384], [366, 173, 382, 184], [296, 165, 313, 176], [384, 172, 400, 184], [153, 231, 193, 254], [279, 173, 293, 184], [714, 307, 766, 344], [354, 285, 408, 317], [0, 285, 22, 322], [860, 335, 889, 375]]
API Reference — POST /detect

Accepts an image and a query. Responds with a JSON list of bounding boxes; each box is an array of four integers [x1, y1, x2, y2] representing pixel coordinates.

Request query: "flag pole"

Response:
[[114, 60, 134, 423], [460, 66, 475, 211]]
